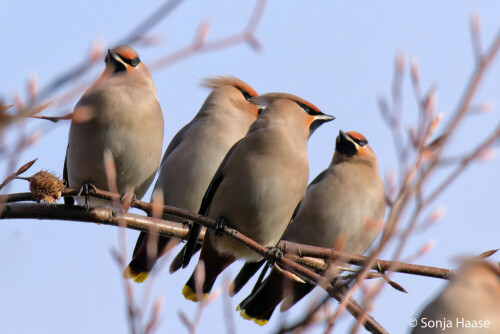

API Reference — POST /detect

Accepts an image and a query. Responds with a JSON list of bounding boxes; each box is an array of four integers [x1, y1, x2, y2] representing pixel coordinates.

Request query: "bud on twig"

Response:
[[13, 91, 25, 112], [470, 101, 494, 114], [428, 206, 447, 223], [27, 72, 38, 100], [411, 58, 420, 83], [471, 12, 483, 62], [89, 38, 106, 63], [396, 51, 406, 73], [419, 240, 436, 256], [477, 148, 496, 162], [195, 20, 211, 45]]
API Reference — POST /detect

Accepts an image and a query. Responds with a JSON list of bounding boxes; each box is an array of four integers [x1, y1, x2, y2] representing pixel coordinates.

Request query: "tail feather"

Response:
[[237, 270, 286, 325], [170, 242, 202, 274], [280, 282, 315, 311], [122, 264, 150, 283], [182, 238, 235, 302], [230, 260, 266, 296], [123, 232, 179, 283]]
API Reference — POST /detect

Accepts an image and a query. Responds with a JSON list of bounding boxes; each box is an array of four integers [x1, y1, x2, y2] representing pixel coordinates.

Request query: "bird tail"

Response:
[[122, 263, 151, 283], [237, 270, 287, 326], [182, 238, 235, 302], [122, 232, 179, 283], [280, 282, 315, 311], [169, 242, 202, 274], [229, 260, 266, 296]]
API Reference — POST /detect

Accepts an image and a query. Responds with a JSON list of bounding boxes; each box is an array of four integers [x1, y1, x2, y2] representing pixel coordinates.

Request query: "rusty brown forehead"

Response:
[[346, 131, 367, 142], [112, 45, 139, 60]]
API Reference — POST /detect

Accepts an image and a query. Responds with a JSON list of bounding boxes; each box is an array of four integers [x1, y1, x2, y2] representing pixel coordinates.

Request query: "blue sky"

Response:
[[1, 1, 500, 333]]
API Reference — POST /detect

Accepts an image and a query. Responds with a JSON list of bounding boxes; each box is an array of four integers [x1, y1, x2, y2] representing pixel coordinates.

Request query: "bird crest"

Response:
[[249, 93, 321, 114], [202, 76, 258, 98]]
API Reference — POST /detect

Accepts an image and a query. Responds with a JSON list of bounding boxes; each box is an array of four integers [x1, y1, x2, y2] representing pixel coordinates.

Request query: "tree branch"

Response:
[[0, 189, 452, 281]]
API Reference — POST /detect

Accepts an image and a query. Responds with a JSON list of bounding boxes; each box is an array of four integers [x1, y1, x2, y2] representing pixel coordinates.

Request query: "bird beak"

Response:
[[107, 49, 122, 64], [309, 113, 335, 137], [339, 130, 348, 140], [315, 113, 335, 123]]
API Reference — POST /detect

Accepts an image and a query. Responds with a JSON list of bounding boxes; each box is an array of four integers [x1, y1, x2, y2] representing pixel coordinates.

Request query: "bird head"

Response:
[[335, 130, 376, 160], [103, 45, 149, 77], [201, 76, 260, 118], [249, 93, 335, 137]]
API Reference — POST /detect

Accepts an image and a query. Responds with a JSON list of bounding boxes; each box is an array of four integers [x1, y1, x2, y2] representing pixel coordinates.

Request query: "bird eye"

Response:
[[353, 138, 368, 147], [128, 57, 140, 67], [117, 55, 140, 67], [296, 101, 311, 114], [237, 88, 252, 101], [296, 101, 322, 116]]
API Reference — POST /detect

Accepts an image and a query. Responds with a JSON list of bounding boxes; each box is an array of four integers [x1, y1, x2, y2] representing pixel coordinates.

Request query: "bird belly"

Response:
[[67, 113, 162, 204], [208, 173, 304, 261]]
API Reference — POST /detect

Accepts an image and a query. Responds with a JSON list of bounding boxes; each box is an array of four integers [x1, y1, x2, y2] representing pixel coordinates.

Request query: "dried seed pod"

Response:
[[29, 171, 65, 203]]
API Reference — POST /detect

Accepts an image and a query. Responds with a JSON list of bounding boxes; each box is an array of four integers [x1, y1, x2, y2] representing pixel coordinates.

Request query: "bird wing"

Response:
[[63, 143, 74, 205], [308, 169, 327, 187], [159, 121, 192, 166], [240, 171, 326, 295], [178, 139, 243, 269]]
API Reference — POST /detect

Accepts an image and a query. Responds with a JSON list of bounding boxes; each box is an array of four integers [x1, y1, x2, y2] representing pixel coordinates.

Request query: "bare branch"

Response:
[[0, 158, 37, 191]]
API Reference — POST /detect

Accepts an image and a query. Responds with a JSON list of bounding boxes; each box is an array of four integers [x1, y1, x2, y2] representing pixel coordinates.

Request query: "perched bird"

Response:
[[123, 76, 259, 283], [64, 45, 164, 207], [412, 260, 500, 334], [237, 130, 385, 325], [178, 93, 335, 302]]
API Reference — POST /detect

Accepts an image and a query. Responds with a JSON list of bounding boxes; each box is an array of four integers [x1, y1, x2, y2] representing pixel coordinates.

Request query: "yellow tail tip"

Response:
[[182, 285, 209, 302], [133, 272, 150, 283], [239, 309, 268, 326], [122, 265, 150, 283]]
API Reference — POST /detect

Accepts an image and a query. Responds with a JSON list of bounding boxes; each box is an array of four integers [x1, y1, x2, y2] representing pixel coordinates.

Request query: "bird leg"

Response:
[[214, 217, 228, 236], [77, 181, 97, 210], [121, 192, 136, 210]]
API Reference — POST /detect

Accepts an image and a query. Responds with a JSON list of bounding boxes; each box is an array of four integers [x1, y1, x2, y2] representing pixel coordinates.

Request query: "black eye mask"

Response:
[[237, 87, 253, 101], [120, 56, 140, 68]]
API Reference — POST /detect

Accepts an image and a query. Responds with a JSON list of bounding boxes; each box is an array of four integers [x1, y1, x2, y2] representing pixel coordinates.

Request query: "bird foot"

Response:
[[266, 247, 283, 264], [78, 181, 97, 210], [214, 217, 227, 236]]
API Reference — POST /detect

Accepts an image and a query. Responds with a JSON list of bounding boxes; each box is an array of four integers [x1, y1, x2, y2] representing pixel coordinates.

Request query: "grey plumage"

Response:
[[179, 93, 335, 302], [123, 76, 259, 282], [65, 45, 164, 208], [413, 261, 500, 334], [238, 130, 385, 325]]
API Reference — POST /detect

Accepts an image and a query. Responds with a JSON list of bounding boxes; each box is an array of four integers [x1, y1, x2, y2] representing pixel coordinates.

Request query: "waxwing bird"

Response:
[[64, 45, 164, 208], [177, 93, 335, 303], [123, 76, 259, 283], [412, 261, 500, 334], [237, 130, 385, 325]]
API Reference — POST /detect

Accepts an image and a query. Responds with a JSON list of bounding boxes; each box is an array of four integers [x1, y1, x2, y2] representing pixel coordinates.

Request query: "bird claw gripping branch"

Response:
[[78, 181, 97, 211], [214, 217, 228, 236], [265, 247, 284, 264]]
